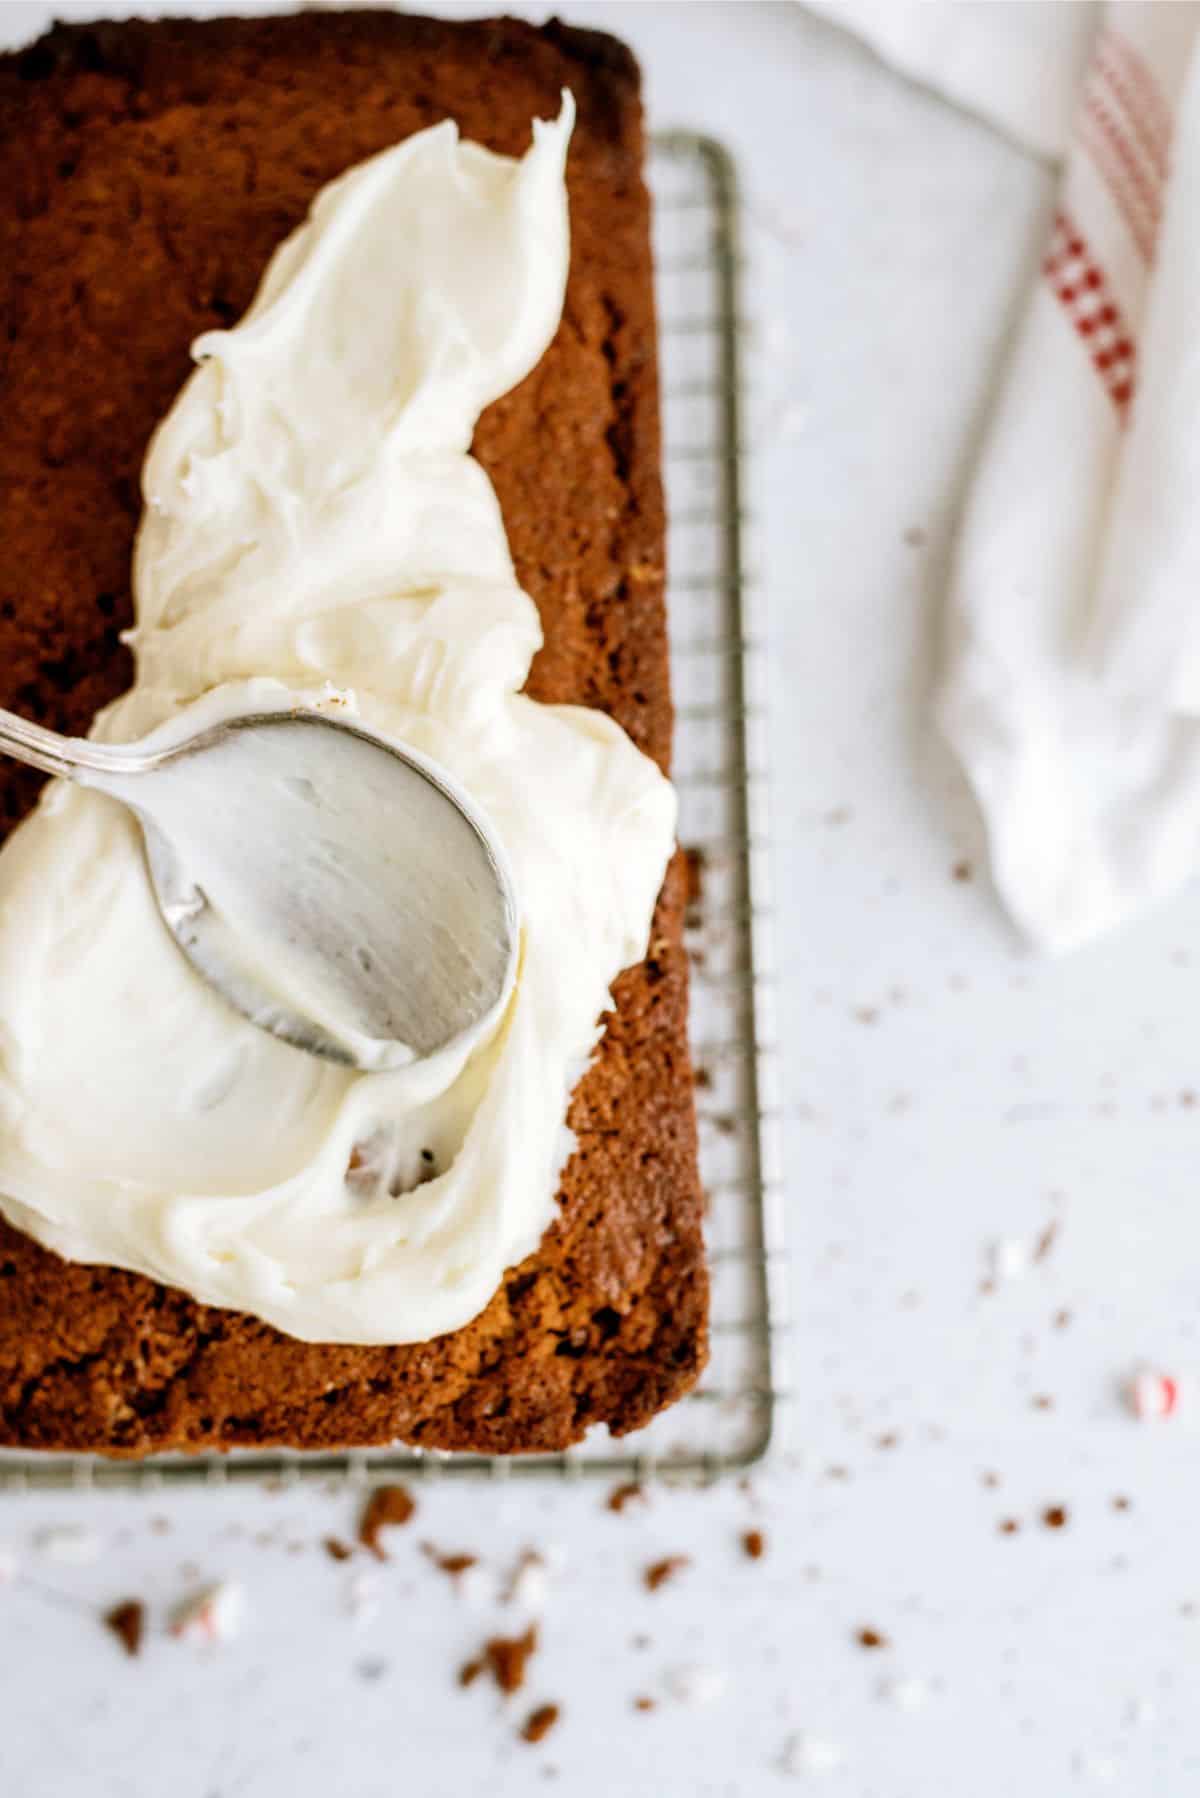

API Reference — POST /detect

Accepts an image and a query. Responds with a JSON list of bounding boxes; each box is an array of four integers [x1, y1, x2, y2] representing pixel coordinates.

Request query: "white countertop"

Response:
[[4, 3, 1200, 1793]]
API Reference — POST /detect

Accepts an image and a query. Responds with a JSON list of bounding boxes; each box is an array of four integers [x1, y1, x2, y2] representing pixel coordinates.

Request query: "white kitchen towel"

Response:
[[935, 2, 1200, 951], [809, 0, 1097, 159]]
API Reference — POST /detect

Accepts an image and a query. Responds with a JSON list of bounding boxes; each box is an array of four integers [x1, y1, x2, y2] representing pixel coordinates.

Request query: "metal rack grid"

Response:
[[0, 132, 783, 1492]]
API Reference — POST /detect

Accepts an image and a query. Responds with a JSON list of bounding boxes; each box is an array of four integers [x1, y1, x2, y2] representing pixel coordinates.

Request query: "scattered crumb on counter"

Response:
[[633, 1696, 656, 1713], [521, 1703, 560, 1744], [103, 1600, 145, 1658], [742, 1530, 766, 1561], [463, 1625, 539, 1696], [856, 1628, 888, 1651], [421, 1545, 479, 1579], [1112, 1495, 1132, 1513], [1042, 1505, 1069, 1530], [952, 860, 972, 882], [644, 1556, 690, 1593], [324, 1537, 353, 1562], [998, 1519, 1021, 1536], [358, 1485, 416, 1559]]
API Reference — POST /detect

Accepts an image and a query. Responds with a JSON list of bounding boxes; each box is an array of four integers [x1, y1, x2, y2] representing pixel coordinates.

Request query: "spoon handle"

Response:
[[0, 707, 143, 782]]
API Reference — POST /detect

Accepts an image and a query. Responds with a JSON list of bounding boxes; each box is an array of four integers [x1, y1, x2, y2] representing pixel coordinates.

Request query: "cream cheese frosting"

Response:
[[0, 95, 678, 1345]]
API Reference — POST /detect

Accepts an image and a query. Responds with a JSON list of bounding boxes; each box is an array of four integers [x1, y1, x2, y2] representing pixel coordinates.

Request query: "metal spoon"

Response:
[[0, 705, 518, 1071]]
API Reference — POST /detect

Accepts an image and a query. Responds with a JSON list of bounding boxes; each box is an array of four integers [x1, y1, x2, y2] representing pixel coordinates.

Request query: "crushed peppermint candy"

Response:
[[779, 1732, 845, 1778], [1072, 1750, 1119, 1785], [989, 1237, 1031, 1283], [879, 1675, 930, 1712], [35, 1526, 103, 1566], [507, 1550, 550, 1614], [1127, 1369, 1183, 1420], [344, 1570, 381, 1627], [663, 1664, 727, 1707], [170, 1580, 245, 1643]]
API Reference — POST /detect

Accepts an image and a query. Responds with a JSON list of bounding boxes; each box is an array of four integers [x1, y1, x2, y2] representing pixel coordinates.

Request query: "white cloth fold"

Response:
[[936, 2, 1200, 950], [820, 0, 1199, 949], [809, 0, 1098, 158]]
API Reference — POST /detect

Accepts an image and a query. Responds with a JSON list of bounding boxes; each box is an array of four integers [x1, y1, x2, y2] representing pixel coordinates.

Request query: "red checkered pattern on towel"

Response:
[[1043, 211, 1136, 418]]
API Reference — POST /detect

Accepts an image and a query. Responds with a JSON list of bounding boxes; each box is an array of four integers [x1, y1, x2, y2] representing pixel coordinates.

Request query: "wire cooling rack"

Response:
[[0, 133, 783, 1492]]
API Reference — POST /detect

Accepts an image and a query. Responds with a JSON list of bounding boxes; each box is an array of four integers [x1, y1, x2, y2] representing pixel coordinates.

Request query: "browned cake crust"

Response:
[[0, 11, 706, 1455]]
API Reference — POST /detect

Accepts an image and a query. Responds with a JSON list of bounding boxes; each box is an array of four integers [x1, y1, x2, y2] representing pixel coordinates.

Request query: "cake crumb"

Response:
[[358, 1485, 416, 1559], [520, 1704, 560, 1744], [644, 1555, 690, 1593], [324, 1537, 353, 1562], [742, 1530, 766, 1561], [422, 1544, 479, 1580], [1042, 1504, 1069, 1530], [471, 1625, 538, 1696], [998, 1518, 1021, 1536], [103, 1600, 145, 1658], [633, 1695, 656, 1713], [1112, 1495, 1132, 1513], [856, 1627, 888, 1650], [952, 860, 972, 882]]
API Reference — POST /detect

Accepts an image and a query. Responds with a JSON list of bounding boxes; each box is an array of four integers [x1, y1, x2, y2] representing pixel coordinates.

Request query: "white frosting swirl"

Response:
[[0, 96, 677, 1345]]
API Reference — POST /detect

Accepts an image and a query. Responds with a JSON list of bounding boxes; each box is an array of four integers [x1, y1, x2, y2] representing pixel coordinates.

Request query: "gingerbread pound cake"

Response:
[[0, 10, 706, 1456]]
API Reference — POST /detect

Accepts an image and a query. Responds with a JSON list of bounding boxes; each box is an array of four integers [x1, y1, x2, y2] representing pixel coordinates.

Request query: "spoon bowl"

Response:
[[0, 704, 518, 1071]]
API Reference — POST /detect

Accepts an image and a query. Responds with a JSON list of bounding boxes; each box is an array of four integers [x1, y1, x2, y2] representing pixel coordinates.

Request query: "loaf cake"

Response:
[[0, 11, 707, 1455]]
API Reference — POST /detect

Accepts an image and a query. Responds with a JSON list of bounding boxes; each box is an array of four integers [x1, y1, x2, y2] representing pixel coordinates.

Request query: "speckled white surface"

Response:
[[3, 4, 1200, 1794]]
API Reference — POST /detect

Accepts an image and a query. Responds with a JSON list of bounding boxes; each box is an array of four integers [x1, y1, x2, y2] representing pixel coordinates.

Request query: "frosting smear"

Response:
[[0, 95, 677, 1345]]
